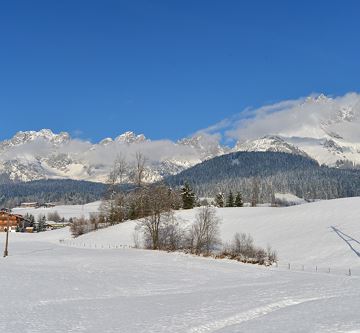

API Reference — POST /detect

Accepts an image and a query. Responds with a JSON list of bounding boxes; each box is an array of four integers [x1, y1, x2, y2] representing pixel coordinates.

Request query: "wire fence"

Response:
[[58, 239, 360, 278], [59, 239, 134, 249], [273, 261, 360, 277]]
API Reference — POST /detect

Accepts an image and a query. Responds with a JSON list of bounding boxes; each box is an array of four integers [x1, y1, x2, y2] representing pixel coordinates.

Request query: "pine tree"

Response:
[[24, 213, 35, 227], [181, 182, 196, 209], [37, 214, 47, 232], [234, 192, 243, 207], [226, 191, 234, 207], [215, 192, 225, 207]]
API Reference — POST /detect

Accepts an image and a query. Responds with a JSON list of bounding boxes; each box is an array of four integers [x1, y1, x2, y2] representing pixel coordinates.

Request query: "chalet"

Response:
[[0, 212, 31, 232], [46, 222, 70, 230], [43, 203, 56, 208]]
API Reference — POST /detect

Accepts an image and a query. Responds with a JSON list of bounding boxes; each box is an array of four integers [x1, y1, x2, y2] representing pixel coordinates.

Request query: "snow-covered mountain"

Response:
[[178, 134, 230, 160], [3, 93, 360, 183], [0, 130, 226, 183], [235, 135, 311, 159], [234, 93, 360, 168]]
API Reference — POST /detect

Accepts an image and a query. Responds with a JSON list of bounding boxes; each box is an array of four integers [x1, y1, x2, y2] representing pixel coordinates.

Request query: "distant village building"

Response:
[[0, 212, 30, 232], [46, 222, 70, 230], [43, 203, 56, 208], [20, 202, 40, 208], [25, 227, 35, 233]]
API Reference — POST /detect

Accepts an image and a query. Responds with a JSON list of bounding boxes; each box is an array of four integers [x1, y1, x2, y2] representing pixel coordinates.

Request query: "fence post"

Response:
[[328, 267, 331, 273], [288, 263, 291, 270], [302, 265, 304, 271], [316, 266, 317, 272], [349, 268, 352, 276]]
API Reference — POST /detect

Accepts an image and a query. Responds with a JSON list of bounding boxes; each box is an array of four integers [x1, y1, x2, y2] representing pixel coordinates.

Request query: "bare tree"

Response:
[[266, 244, 278, 263], [189, 206, 221, 255], [231, 232, 255, 259], [158, 215, 186, 251], [101, 154, 130, 224], [132, 152, 147, 188], [137, 185, 174, 250], [228, 233, 277, 264], [47, 211, 61, 222], [99, 192, 127, 225], [106, 154, 129, 201], [251, 178, 260, 207], [108, 154, 128, 185], [70, 216, 92, 237]]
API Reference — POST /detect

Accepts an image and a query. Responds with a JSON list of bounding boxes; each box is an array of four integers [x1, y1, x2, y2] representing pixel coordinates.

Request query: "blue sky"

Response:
[[1, 0, 360, 142]]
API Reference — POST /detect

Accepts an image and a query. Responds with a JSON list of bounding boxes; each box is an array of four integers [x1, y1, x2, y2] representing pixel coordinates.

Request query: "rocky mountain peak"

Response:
[[115, 131, 148, 144]]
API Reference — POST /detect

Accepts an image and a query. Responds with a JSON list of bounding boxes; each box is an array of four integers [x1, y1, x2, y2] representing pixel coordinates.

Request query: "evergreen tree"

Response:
[[214, 192, 225, 207], [181, 182, 196, 209], [37, 214, 47, 232], [234, 192, 243, 207], [24, 213, 35, 227], [226, 191, 234, 207]]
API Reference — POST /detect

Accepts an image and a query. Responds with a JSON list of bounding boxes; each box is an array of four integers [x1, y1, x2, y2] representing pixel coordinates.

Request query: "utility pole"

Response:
[[3, 213, 10, 257]]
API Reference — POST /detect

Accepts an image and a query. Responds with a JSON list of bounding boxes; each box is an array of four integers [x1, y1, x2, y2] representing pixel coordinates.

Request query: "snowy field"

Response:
[[17, 197, 360, 273], [1, 230, 360, 333], [1, 198, 360, 331], [13, 201, 101, 220]]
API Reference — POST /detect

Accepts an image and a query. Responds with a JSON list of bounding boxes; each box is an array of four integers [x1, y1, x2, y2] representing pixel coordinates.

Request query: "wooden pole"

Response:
[[3, 214, 10, 257]]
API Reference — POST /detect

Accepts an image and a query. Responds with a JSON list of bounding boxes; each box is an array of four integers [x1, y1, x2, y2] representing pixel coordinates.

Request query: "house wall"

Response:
[[0, 213, 21, 232]]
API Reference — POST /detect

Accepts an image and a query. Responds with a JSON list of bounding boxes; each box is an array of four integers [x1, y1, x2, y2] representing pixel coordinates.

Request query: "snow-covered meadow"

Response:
[[12, 201, 101, 220], [2, 198, 360, 332], [15, 197, 360, 272]]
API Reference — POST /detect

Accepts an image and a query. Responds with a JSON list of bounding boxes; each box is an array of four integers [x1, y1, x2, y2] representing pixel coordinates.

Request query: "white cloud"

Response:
[[1, 135, 201, 170], [224, 92, 360, 143]]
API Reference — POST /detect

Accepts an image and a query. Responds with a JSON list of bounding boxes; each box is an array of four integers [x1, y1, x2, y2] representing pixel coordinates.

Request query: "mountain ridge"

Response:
[[3, 93, 360, 182], [0, 129, 225, 183]]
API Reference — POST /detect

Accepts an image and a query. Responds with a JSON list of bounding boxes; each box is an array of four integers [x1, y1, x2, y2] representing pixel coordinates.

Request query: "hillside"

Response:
[[2, 197, 360, 332], [74, 198, 360, 272], [165, 151, 360, 200], [16, 197, 360, 272]]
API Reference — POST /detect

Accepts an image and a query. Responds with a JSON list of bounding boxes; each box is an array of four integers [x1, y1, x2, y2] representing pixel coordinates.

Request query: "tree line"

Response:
[[0, 179, 106, 208], [165, 151, 360, 202]]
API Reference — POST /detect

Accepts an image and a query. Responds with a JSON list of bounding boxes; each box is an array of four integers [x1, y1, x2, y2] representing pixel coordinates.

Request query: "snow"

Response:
[[2, 197, 360, 331], [13, 197, 360, 273], [274, 192, 307, 205], [1, 228, 360, 332], [12, 201, 102, 220], [233, 93, 360, 168]]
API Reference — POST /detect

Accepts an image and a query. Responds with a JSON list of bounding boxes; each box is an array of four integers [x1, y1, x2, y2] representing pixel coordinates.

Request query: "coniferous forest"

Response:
[[165, 152, 360, 202], [0, 179, 107, 208]]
